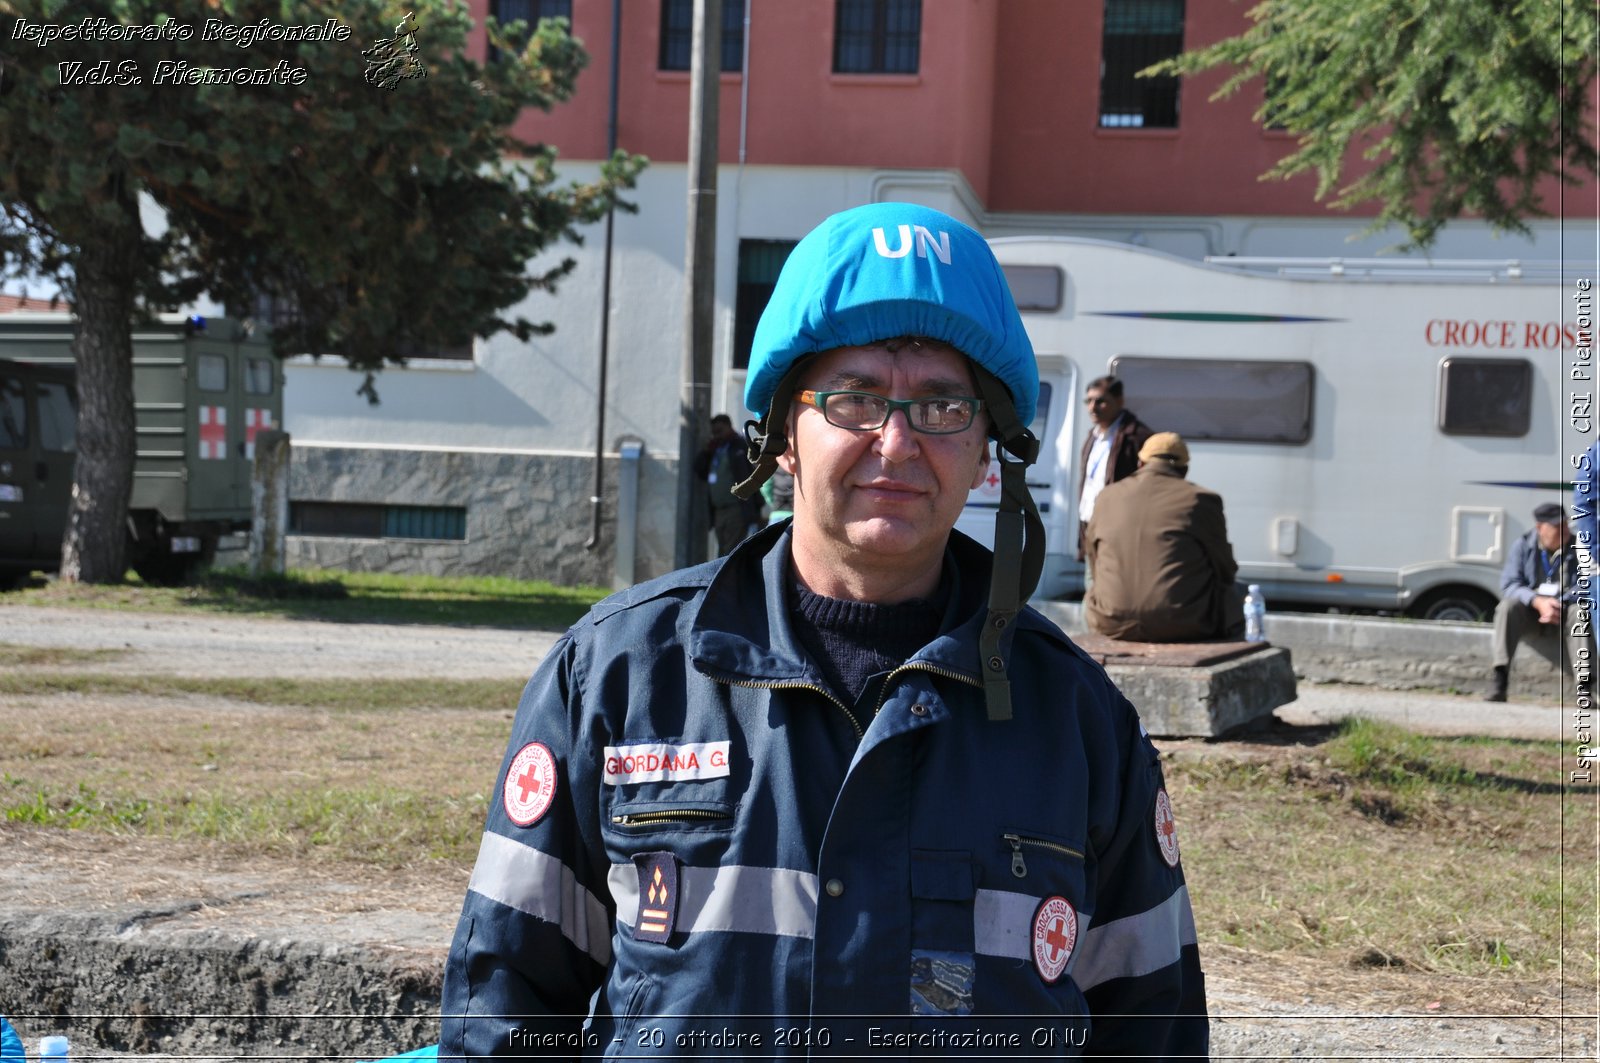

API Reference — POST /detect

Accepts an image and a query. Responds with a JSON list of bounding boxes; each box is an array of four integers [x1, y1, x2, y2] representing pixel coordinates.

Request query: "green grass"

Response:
[[1165, 718, 1587, 983], [7, 566, 610, 629], [1, 776, 487, 866]]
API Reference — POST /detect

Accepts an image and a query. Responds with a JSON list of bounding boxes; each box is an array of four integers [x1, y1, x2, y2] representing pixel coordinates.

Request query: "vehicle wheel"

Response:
[[1407, 585, 1498, 623]]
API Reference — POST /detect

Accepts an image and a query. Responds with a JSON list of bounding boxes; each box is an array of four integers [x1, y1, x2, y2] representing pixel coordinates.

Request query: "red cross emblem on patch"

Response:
[[1032, 895, 1077, 984], [198, 405, 227, 460], [244, 408, 273, 459], [502, 742, 557, 827], [1154, 788, 1180, 868]]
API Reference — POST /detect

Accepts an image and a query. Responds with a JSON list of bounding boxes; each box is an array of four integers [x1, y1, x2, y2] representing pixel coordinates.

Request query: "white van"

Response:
[[958, 237, 1578, 620]]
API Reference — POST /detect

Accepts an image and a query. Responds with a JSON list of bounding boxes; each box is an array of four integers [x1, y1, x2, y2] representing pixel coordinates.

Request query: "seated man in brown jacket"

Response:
[[1084, 432, 1246, 641]]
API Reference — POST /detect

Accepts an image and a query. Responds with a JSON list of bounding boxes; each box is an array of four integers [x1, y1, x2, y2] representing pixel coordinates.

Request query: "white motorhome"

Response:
[[958, 237, 1580, 621]]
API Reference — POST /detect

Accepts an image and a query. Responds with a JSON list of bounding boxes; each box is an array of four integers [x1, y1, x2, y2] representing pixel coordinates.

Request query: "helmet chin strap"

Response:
[[971, 366, 1043, 723], [731, 363, 806, 502]]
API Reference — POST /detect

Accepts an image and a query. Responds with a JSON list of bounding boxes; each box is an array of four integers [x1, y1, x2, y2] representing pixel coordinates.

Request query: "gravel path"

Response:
[[0, 605, 560, 679]]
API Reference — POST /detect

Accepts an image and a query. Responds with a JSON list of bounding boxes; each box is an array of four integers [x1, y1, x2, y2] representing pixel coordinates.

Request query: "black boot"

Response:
[[1485, 665, 1508, 703]]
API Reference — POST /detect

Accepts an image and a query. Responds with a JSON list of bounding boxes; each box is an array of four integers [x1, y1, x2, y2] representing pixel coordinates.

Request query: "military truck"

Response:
[[0, 313, 282, 585]]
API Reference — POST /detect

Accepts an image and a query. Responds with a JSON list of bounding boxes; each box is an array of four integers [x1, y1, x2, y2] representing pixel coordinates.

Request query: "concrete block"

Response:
[[1036, 599, 1559, 694], [1069, 632, 1297, 737]]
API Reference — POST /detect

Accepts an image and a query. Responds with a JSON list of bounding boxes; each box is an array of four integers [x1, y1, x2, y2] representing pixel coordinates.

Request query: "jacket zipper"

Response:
[[1004, 833, 1085, 878], [872, 661, 981, 717], [722, 676, 863, 740], [612, 808, 733, 827]]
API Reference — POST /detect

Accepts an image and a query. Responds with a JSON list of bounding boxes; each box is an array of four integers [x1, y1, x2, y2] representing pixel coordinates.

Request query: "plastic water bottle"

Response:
[[39, 1035, 69, 1062], [1244, 585, 1267, 643]]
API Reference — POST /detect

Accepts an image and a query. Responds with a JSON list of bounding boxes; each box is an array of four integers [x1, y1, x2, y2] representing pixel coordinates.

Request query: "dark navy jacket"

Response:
[[441, 524, 1208, 1059]]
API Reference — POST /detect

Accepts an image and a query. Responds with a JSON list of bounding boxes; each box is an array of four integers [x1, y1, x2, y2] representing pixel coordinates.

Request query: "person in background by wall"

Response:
[[1076, 375, 1153, 567], [1488, 501, 1593, 702], [1085, 432, 1245, 642], [761, 465, 794, 525], [693, 413, 762, 556]]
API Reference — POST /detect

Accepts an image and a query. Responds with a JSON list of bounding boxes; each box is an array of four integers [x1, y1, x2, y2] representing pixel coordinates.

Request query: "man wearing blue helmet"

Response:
[[441, 203, 1209, 1060]]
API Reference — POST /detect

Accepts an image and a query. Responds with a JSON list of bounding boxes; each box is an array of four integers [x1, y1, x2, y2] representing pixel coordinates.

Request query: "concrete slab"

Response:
[[1037, 600, 1564, 696], [1069, 633, 1298, 737]]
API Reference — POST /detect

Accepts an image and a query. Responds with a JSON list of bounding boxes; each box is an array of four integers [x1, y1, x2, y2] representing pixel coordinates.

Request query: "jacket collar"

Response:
[[687, 522, 995, 686]]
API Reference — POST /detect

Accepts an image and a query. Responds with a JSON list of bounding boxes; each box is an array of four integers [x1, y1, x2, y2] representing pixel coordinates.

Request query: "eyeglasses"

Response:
[[795, 389, 983, 435], [1085, 395, 1115, 407]]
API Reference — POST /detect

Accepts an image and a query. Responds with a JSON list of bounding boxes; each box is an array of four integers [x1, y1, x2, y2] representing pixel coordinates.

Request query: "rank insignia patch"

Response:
[[633, 852, 679, 943]]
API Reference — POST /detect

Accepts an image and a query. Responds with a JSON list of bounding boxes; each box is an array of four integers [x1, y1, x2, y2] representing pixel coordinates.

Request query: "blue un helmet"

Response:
[[732, 202, 1043, 721]]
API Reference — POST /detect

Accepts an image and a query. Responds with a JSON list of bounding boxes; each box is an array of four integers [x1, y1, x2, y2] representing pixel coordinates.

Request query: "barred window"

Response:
[[394, 337, 474, 362], [1099, 0, 1184, 128], [290, 502, 468, 541], [833, 0, 921, 74], [660, 0, 746, 72], [491, 0, 572, 62]]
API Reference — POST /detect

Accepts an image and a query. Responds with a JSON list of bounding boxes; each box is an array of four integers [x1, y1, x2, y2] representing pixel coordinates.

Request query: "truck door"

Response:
[[0, 368, 32, 558], [31, 372, 76, 561], [188, 347, 236, 515]]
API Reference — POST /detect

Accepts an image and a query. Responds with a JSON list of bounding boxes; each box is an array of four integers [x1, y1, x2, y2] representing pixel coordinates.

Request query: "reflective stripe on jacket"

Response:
[[441, 524, 1208, 1060]]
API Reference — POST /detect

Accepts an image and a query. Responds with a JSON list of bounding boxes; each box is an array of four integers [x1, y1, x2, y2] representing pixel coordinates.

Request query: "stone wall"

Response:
[[286, 445, 678, 588]]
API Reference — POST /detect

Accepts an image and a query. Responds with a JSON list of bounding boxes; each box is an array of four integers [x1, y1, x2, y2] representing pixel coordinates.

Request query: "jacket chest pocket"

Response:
[[970, 829, 1091, 1016], [603, 796, 737, 857]]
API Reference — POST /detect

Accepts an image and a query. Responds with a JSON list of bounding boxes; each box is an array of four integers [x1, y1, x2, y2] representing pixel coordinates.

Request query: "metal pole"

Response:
[[585, 0, 624, 551], [674, 0, 722, 569]]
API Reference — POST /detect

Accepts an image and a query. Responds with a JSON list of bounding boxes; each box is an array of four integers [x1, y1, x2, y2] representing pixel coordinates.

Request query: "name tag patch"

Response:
[[604, 741, 731, 785]]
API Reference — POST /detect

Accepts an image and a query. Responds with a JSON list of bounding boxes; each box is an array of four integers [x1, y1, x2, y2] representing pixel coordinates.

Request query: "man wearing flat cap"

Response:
[[1488, 502, 1593, 702], [1084, 432, 1245, 642]]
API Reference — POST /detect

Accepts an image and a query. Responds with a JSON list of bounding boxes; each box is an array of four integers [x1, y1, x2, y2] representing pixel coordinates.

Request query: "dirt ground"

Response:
[[1, 604, 1593, 1060]]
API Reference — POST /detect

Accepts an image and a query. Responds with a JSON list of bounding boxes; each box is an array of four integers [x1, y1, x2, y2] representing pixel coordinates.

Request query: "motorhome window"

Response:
[[734, 239, 799, 369], [1438, 357, 1532, 437], [1001, 265, 1064, 312], [1109, 356, 1313, 444], [1099, 0, 1184, 128], [244, 358, 274, 396], [0, 375, 25, 449], [197, 354, 228, 393], [35, 381, 75, 453]]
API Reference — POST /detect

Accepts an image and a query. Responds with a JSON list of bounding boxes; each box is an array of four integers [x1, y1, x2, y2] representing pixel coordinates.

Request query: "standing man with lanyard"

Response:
[[1076, 376, 1153, 569], [441, 202, 1208, 1060]]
